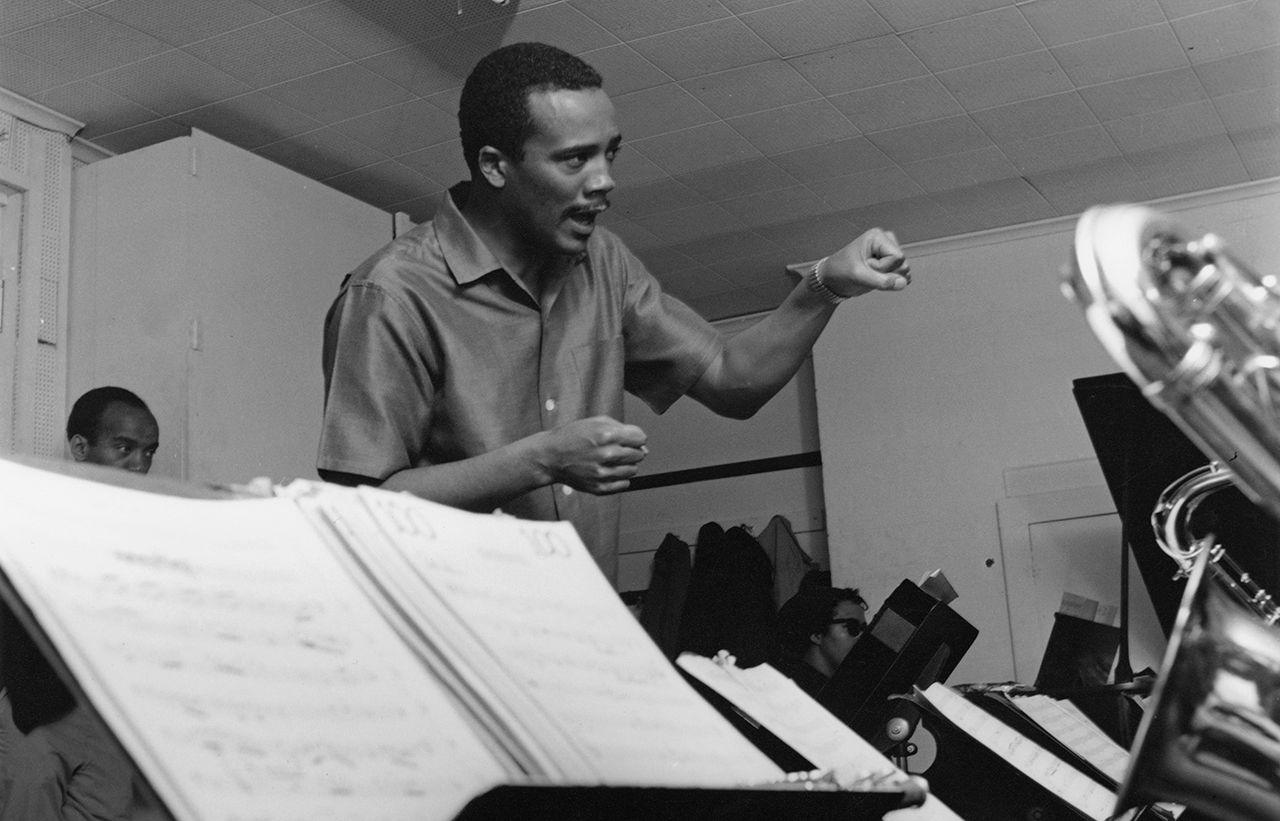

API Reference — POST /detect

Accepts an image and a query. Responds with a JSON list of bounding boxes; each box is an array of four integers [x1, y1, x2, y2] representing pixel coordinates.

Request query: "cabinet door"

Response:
[[69, 129, 391, 484]]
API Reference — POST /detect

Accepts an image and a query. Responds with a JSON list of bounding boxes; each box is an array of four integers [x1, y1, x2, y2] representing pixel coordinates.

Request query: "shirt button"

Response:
[[561, 485, 574, 496], [545, 398, 556, 411]]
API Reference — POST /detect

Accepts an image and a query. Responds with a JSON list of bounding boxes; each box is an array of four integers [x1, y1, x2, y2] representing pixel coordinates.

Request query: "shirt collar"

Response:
[[435, 181, 588, 290], [435, 182, 504, 286]]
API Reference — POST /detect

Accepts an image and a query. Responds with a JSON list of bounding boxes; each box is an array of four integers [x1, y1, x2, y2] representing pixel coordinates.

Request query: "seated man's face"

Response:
[[71, 402, 159, 475], [814, 599, 867, 672]]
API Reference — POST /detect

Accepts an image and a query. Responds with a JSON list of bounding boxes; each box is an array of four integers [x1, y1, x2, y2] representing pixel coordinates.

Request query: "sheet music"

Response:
[[676, 655, 963, 821], [0, 460, 508, 821], [342, 484, 784, 788], [1010, 693, 1130, 784], [921, 684, 1116, 821]]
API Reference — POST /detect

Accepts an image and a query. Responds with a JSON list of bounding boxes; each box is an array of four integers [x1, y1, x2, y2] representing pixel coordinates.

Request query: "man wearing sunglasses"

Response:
[[775, 585, 870, 698]]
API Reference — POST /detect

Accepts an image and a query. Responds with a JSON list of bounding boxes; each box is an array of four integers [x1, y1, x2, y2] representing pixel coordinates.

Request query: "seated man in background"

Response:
[[66, 386, 159, 475], [0, 386, 158, 820], [774, 585, 870, 698]]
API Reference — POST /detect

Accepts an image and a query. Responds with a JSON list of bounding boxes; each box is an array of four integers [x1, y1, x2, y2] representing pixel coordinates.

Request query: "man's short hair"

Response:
[[66, 386, 152, 443], [775, 585, 868, 657], [458, 41, 603, 177]]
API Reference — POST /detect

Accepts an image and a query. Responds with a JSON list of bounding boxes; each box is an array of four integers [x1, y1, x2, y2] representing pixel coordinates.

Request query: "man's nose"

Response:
[[587, 159, 614, 196]]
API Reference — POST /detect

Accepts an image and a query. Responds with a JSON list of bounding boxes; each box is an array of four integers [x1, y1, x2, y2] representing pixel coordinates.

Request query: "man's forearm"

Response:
[[380, 437, 549, 512]]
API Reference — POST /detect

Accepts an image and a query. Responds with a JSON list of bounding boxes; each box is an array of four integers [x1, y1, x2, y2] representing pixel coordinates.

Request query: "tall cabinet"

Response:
[[69, 129, 391, 485]]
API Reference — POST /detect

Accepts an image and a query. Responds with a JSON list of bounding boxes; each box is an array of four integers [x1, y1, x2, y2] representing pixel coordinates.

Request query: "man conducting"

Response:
[[319, 42, 911, 583]]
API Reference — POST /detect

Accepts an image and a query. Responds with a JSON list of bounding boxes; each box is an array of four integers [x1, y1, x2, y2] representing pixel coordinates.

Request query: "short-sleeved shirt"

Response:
[[318, 184, 722, 582]]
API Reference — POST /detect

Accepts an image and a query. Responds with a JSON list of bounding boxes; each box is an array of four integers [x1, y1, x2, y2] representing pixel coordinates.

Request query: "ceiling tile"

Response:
[[470, 2, 618, 54], [970, 91, 1097, 143], [999, 124, 1122, 174], [1156, 0, 1249, 19], [714, 183, 833, 226], [1051, 24, 1190, 87], [667, 228, 787, 268], [675, 157, 800, 200], [580, 44, 671, 97], [930, 177, 1058, 234], [1028, 156, 1150, 214], [900, 7, 1041, 71], [359, 43, 465, 98], [718, 0, 794, 11], [630, 120, 763, 176], [865, 114, 993, 163], [245, 0, 322, 12], [1195, 44, 1280, 96], [936, 49, 1072, 111], [1170, 2, 1280, 64], [632, 245, 699, 277], [682, 60, 819, 118], [706, 255, 794, 290], [0, 45, 78, 97], [755, 210, 868, 259], [728, 99, 861, 155], [631, 19, 776, 81], [807, 164, 925, 209], [843, 195, 956, 243], [1232, 123, 1280, 178], [283, 1, 436, 60], [1019, 0, 1167, 47], [612, 83, 718, 140], [183, 17, 348, 87], [828, 75, 963, 132], [900, 145, 1019, 193], [1214, 84, 1280, 133], [323, 158, 435, 208], [610, 176, 707, 219], [740, 0, 892, 58], [865, 0, 1013, 32], [1105, 98, 1225, 153], [395, 139, 467, 188], [262, 63, 416, 123], [596, 215, 665, 250], [567, 0, 730, 41], [1078, 66, 1208, 121], [330, 98, 455, 157], [254, 126, 389, 180], [1137, 134, 1248, 197], [175, 90, 322, 149], [657, 266, 735, 303], [95, 0, 272, 48], [688, 283, 781, 320], [95, 50, 251, 116], [609, 146, 669, 187], [634, 200, 745, 243], [789, 34, 927, 95], [0, 10, 168, 78], [769, 135, 896, 181], [88, 115, 188, 154], [36, 79, 157, 137], [0, 0, 82, 37]]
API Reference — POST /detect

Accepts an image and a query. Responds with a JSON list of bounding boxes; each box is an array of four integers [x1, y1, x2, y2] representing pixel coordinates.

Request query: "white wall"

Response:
[[814, 178, 1280, 684], [69, 130, 390, 485]]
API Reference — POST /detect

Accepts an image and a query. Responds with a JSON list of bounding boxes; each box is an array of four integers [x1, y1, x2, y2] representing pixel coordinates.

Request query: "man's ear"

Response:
[[68, 434, 90, 462], [477, 145, 509, 189], [808, 630, 824, 648]]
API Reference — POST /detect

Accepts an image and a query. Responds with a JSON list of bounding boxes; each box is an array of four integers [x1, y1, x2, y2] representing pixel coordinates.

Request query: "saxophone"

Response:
[[1065, 203, 1280, 821]]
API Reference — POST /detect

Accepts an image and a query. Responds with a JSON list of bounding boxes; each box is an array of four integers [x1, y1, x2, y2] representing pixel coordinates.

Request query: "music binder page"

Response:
[[330, 483, 785, 788], [0, 459, 508, 821], [920, 683, 1116, 821], [1009, 693, 1130, 785], [675, 654, 961, 821]]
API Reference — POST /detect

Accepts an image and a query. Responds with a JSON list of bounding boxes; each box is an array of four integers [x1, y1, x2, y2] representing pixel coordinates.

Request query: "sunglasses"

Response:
[[828, 617, 867, 637]]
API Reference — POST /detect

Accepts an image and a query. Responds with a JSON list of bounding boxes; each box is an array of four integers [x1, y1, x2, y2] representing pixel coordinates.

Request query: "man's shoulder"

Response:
[[345, 220, 448, 293]]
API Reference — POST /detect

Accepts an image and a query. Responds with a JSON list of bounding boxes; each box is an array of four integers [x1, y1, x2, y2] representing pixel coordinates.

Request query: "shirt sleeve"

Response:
[[318, 280, 438, 482], [615, 244, 723, 414]]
